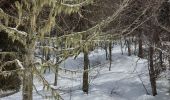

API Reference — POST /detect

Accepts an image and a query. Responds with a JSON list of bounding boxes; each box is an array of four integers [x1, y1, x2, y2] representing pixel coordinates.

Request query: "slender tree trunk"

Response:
[[159, 51, 163, 68], [138, 34, 143, 58], [54, 44, 59, 86], [54, 65, 59, 86], [169, 56, 170, 70], [134, 39, 137, 55], [109, 42, 112, 71], [104, 43, 108, 60], [54, 53, 59, 86], [127, 40, 131, 56], [120, 39, 123, 55], [52, 41, 59, 86], [149, 46, 157, 96], [82, 49, 89, 93]]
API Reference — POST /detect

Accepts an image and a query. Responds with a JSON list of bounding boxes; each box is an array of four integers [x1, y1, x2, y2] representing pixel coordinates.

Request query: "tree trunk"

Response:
[[138, 34, 143, 58], [169, 56, 170, 70], [23, 68, 33, 100], [82, 49, 89, 93], [149, 46, 157, 96], [127, 40, 131, 56], [54, 65, 59, 86], [134, 39, 137, 55], [22, 35, 36, 100], [22, 50, 34, 100], [104, 43, 108, 60], [109, 42, 112, 71], [159, 51, 163, 68], [120, 39, 123, 55]]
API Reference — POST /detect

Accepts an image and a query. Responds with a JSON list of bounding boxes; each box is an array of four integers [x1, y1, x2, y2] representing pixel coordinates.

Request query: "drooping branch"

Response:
[[99, 6, 154, 40], [0, 25, 27, 36], [60, 0, 94, 8], [43, 0, 131, 40], [0, 24, 27, 45], [33, 66, 64, 100], [0, 59, 24, 71]]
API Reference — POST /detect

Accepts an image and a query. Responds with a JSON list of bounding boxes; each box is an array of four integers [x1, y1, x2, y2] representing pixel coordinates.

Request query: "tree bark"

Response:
[[82, 49, 89, 93], [134, 38, 137, 55], [23, 68, 33, 100], [127, 40, 131, 56], [169, 56, 170, 70], [22, 50, 34, 100], [159, 51, 163, 68], [22, 36, 36, 100], [138, 34, 143, 58], [104, 43, 108, 60], [109, 42, 112, 71], [149, 46, 157, 96], [120, 39, 124, 55], [54, 65, 59, 86]]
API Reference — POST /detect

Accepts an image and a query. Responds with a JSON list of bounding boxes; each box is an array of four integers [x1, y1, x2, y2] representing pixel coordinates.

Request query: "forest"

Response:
[[0, 0, 170, 100]]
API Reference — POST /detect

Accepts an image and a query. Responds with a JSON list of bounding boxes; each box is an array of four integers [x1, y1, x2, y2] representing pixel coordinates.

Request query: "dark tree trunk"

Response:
[[134, 38, 137, 55], [159, 51, 163, 68], [104, 43, 108, 60], [109, 42, 112, 71], [120, 39, 124, 55], [82, 49, 89, 93], [168, 55, 170, 70], [127, 40, 131, 56], [138, 34, 143, 58], [149, 46, 157, 96], [54, 65, 59, 86], [54, 46, 59, 86]]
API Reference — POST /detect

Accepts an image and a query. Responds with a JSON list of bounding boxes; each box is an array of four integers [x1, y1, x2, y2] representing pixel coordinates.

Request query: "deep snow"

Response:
[[1, 46, 170, 100]]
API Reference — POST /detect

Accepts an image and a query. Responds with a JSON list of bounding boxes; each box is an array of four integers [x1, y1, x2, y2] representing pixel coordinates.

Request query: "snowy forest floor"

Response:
[[2, 45, 170, 100]]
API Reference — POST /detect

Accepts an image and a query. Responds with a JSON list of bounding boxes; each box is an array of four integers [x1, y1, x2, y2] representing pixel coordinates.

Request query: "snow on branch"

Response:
[[0, 24, 27, 37], [0, 52, 17, 56], [36, 46, 79, 54], [15, 59, 24, 70], [0, 59, 25, 71], [0, 24, 27, 45], [0, 59, 24, 77], [60, 0, 93, 7], [162, 41, 170, 46]]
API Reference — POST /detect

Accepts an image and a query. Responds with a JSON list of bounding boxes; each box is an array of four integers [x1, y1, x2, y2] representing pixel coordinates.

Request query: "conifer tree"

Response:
[[0, 0, 93, 99]]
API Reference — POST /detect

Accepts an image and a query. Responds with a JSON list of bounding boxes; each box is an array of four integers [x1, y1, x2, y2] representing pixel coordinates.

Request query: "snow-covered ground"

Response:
[[1, 46, 170, 100]]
